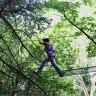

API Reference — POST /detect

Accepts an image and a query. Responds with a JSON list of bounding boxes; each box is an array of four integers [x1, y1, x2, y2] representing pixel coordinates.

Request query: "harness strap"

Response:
[[48, 56, 55, 58]]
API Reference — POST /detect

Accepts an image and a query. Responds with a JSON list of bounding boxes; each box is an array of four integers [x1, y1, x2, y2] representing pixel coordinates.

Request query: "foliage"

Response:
[[86, 42, 96, 58], [45, 0, 96, 58], [82, 74, 91, 94], [82, 0, 96, 7], [0, 0, 96, 96]]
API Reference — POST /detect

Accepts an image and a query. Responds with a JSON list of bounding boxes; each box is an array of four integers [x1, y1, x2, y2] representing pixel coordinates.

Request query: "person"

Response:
[[36, 36, 64, 77], [0, 78, 4, 84]]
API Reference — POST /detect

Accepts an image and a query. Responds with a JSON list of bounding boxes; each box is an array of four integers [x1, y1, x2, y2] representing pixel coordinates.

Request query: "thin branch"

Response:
[[0, 56, 48, 96], [0, 35, 19, 65], [0, 88, 22, 94], [0, 15, 33, 58], [0, 70, 13, 78], [62, 12, 96, 45]]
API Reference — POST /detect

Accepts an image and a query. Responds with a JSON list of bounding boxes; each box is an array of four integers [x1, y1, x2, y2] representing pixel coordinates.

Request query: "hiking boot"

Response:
[[59, 71, 65, 77], [33, 71, 43, 78]]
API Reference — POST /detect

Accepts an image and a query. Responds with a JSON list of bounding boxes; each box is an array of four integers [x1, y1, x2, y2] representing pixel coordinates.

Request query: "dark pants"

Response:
[[37, 57, 63, 75]]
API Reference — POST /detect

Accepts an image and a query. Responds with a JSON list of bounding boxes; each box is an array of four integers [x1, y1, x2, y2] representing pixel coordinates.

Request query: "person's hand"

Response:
[[38, 40, 42, 44]]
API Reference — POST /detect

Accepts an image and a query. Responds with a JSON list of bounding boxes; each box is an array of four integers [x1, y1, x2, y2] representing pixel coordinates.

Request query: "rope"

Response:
[[42, 66, 96, 77], [64, 66, 96, 76]]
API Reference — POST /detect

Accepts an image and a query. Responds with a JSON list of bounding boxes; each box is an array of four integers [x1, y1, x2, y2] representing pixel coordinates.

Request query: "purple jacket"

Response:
[[40, 42, 55, 57]]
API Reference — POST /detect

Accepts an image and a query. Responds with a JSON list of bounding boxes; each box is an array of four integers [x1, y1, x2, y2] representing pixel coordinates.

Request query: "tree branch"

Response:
[[0, 56, 48, 96], [62, 12, 96, 45], [0, 70, 13, 78], [0, 15, 33, 58], [0, 35, 19, 65]]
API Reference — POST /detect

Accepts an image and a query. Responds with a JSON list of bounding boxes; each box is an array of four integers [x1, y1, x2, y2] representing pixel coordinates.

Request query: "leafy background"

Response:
[[0, 0, 96, 96]]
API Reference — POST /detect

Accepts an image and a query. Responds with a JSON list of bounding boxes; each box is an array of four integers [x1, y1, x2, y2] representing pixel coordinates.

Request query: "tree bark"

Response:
[[77, 75, 89, 96]]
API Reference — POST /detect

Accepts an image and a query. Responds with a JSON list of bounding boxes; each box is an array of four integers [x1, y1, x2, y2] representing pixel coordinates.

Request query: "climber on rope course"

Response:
[[33, 36, 65, 77]]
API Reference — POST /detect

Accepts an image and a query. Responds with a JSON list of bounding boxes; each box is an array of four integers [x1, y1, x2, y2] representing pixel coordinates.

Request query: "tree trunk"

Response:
[[90, 74, 96, 96], [77, 75, 89, 96]]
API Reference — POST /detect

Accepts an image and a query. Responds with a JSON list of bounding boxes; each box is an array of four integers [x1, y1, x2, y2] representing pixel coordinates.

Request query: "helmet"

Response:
[[42, 36, 49, 40]]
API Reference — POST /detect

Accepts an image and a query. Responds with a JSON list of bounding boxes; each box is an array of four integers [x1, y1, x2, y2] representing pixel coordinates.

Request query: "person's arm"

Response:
[[39, 41, 48, 45]]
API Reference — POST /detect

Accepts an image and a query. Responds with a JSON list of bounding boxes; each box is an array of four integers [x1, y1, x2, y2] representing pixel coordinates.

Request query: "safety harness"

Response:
[[45, 45, 55, 58]]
